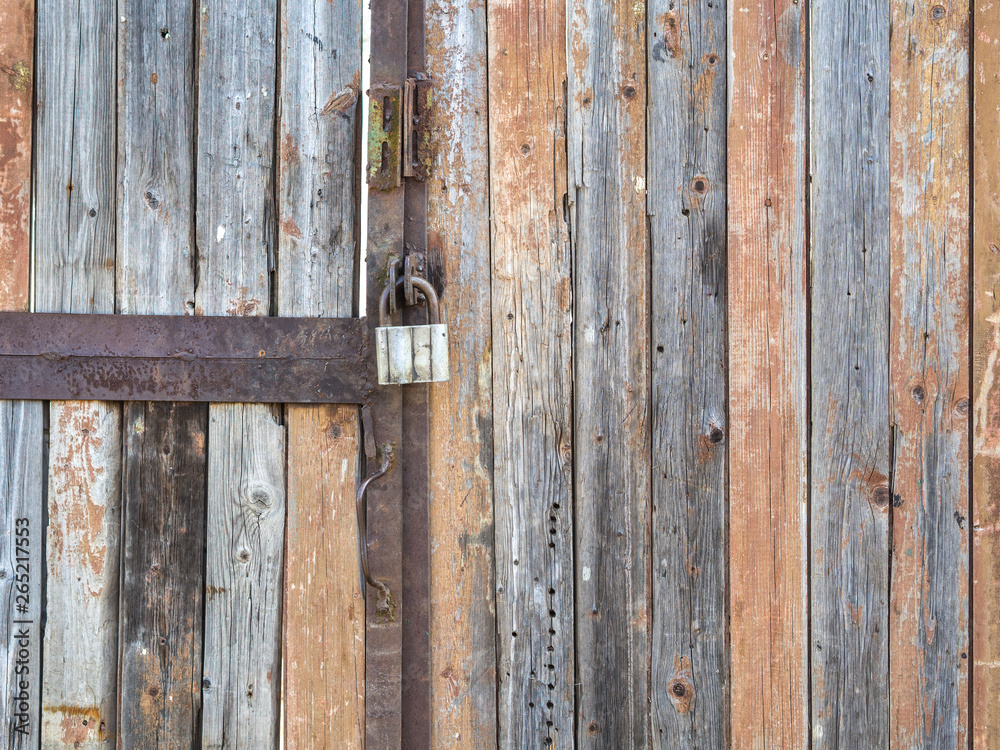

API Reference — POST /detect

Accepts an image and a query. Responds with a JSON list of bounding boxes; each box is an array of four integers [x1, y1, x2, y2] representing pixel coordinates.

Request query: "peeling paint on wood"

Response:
[[647, 0, 728, 746], [889, 1, 970, 747], [973, 1, 1000, 745], [728, 0, 809, 747], [34, 0, 121, 743], [425, 0, 497, 744]]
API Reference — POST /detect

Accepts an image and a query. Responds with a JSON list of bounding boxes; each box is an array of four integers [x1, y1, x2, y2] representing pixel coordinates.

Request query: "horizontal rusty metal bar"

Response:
[[0, 312, 373, 403]]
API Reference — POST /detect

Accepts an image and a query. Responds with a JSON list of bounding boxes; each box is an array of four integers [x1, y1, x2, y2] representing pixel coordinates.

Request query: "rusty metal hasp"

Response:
[[0, 312, 373, 403]]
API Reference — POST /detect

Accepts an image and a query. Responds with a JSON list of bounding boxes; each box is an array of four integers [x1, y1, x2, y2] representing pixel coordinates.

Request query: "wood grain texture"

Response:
[[0, 401, 42, 748], [195, 0, 284, 746], [42, 405, 120, 749], [276, 0, 363, 745], [889, 1, 970, 747], [646, 1, 728, 745], [973, 1, 1000, 745], [117, 0, 197, 316], [0, 3, 37, 745], [283, 406, 363, 748], [201, 405, 286, 747], [0, 0, 32, 308], [116, 1, 206, 743], [119, 401, 208, 747], [568, 0, 648, 746], [809, 0, 891, 746], [727, 0, 809, 747], [34, 0, 120, 743], [424, 0, 497, 744], [488, 0, 574, 745]]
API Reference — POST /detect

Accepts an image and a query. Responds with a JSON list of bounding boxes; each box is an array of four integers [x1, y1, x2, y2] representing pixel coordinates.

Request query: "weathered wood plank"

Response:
[[0, 402, 42, 748], [488, 0, 573, 745], [0, 3, 38, 745], [34, 0, 120, 743], [117, 0, 205, 744], [424, 0, 497, 744], [119, 402, 208, 747], [568, 0, 648, 746], [276, 0, 363, 742], [0, 0, 32, 309], [889, 1, 970, 747], [646, 1, 727, 745], [728, 0, 809, 747], [283, 406, 362, 748], [201, 405, 285, 746], [973, 2, 1000, 745], [195, 0, 284, 745], [809, 0, 891, 746]]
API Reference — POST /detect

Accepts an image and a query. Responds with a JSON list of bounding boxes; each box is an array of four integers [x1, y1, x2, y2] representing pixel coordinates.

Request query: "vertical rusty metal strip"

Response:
[[366, 0, 408, 745], [400, 0, 431, 744]]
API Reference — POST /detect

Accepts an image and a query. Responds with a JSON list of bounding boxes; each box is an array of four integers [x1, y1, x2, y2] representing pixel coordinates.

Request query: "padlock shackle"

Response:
[[379, 277, 441, 326]]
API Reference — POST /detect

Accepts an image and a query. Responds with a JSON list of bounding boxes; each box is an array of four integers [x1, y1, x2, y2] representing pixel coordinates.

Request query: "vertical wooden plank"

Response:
[[727, 0, 809, 747], [117, 0, 206, 743], [568, 0, 648, 746], [0, 402, 42, 748], [282, 407, 362, 747], [809, 0, 891, 746], [201, 405, 285, 746], [424, 0, 497, 744], [647, 0, 728, 746], [119, 401, 208, 746], [0, 2, 39, 745], [276, 0, 363, 745], [488, 0, 574, 745], [33, 0, 120, 744], [973, 1, 1000, 745], [0, 0, 32, 307], [889, 1, 970, 747], [195, 0, 284, 745]]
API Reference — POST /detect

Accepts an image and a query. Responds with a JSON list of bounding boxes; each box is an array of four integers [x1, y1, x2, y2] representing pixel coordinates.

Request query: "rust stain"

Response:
[[280, 217, 303, 239], [281, 131, 301, 166]]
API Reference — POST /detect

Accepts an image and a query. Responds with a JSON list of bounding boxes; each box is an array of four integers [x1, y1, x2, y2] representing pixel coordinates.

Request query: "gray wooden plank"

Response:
[[809, 0, 890, 746], [194, 0, 284, 744], [423, 0, 498, 740], [567, 0, 649, 747], [488, 0, 574, 745], [275, 0, 364, 743], [33, 1, 121, 742], [646, 1, 728, 746], [0, 401, 43, 748], [116, 0, 207, 745]]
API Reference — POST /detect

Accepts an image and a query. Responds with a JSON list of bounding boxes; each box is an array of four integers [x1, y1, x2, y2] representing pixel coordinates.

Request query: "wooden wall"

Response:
[[1, 0, 999, 747]]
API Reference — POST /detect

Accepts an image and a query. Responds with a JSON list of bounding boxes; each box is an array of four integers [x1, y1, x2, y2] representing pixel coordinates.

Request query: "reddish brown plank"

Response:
[[973, 1, 1000, 745], [728, 0, 809, 747]]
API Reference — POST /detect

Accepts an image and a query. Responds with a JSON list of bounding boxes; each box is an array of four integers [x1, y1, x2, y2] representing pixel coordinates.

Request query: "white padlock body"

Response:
[[376, 323, 450, 385]]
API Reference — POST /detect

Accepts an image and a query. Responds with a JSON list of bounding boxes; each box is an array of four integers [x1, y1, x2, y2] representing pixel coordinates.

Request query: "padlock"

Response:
[[376, 276, 450, 385]]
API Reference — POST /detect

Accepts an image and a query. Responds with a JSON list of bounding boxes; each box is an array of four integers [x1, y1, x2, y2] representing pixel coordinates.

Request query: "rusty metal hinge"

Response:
[[367, 76, 431, 190]]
